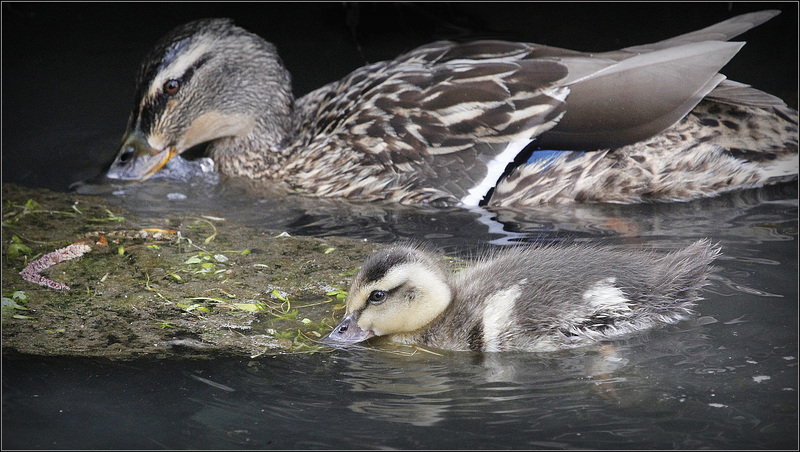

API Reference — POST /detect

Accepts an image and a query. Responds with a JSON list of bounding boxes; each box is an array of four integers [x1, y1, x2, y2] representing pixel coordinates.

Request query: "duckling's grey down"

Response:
[[326, 240, 720, 352]]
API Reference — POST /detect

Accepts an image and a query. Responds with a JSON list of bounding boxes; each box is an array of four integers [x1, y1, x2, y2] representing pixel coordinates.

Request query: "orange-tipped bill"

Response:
[[106, 130, 178, 181]]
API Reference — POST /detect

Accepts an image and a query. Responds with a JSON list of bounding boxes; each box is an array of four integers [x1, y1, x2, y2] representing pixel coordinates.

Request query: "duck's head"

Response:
[[106, 18, 293, 181], [326, 246, 453, 345]]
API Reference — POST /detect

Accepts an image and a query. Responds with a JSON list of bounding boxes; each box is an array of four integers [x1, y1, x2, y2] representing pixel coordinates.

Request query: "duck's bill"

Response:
[[324, 312, 375, 345], [106, 130, 178, 181]]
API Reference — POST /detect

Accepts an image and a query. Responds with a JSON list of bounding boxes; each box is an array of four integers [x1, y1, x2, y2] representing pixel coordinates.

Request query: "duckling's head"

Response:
[[326, 246, 452, 344], [106, 18, 293, 181]]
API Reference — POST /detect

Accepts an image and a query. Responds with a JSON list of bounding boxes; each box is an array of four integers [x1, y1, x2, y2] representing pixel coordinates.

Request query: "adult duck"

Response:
[[106, 10, 798, 206]]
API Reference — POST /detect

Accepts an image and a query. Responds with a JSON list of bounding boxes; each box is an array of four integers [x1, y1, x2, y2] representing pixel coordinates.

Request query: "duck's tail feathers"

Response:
[[706, 79, 790, 108], [620, 10, 781, 54]]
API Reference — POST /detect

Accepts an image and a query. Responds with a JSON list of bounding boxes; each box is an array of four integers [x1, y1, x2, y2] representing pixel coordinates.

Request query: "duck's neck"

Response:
[[210, 60, 297, 180], [210, 114, 295, 179]]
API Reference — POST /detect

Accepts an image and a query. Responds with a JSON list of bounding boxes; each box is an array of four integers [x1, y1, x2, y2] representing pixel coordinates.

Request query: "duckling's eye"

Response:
[[163, 79, 181, 95], [368, 290, 387, 305]]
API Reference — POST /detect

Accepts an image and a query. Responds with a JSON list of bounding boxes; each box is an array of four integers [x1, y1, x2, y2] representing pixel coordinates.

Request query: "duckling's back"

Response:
[[420, 240, 720, 352]]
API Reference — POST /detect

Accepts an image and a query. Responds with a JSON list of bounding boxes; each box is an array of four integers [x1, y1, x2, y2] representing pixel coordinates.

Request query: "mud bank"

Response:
[[2, 183, 380, 359]]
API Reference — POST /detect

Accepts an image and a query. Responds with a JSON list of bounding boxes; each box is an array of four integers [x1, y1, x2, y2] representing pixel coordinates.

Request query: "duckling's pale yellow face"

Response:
[[326, 248, 452, 344]]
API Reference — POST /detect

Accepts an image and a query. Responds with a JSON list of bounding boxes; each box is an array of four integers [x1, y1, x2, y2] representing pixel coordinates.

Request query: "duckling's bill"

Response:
[[325, 312, 375, 344]]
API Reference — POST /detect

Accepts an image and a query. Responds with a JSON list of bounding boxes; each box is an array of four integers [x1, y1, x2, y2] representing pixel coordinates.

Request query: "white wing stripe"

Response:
[[460, 139, 532, 206]]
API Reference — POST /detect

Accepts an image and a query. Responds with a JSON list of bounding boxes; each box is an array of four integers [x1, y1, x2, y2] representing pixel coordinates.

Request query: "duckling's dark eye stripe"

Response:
[[362, 250, 413, 283], [135, 53, 213, 135]]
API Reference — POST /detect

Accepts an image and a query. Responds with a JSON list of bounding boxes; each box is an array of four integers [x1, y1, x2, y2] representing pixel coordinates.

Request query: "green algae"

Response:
[[2, 183, 378, 360]]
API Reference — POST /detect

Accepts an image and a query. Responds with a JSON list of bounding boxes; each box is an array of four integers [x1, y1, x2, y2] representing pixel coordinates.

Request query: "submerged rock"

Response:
[[2, 183, 377, 360]]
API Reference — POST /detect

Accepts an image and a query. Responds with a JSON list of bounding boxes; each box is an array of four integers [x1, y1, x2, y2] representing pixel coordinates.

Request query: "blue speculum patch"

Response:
[[526, 150, 585, 166]]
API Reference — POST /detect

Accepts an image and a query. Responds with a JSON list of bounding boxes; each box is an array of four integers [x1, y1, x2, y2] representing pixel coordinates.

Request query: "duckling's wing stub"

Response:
[[501, 240, 720, 349]]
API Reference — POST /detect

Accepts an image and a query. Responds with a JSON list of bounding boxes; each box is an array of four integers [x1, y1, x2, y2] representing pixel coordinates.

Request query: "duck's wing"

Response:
[[293, 41, 571, 205], [293, 11, 779, 206], [533, 10, 784, 151], [706, 79, 790, 108], [536, 41, 743, 150]]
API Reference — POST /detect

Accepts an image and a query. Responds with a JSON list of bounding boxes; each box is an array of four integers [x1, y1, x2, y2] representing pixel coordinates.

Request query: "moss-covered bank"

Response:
[[2, 183, 379, 359]]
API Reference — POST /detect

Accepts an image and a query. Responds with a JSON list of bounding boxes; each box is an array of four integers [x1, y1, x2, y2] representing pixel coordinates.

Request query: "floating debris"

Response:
[[19, 243, 92, 291]]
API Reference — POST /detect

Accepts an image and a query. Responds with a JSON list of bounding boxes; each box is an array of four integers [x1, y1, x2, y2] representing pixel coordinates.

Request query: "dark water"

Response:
[[3, 183, 798, 449], [4, 317, 798, 449], [2, 3, 798, 450]]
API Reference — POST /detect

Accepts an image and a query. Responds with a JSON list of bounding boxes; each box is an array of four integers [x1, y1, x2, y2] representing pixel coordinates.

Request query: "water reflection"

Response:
[[3, 290, 795, 449], [19, 152, 800, 449], [321, 327, 718, 429], [492, 183, 798, 241], [74, 170, 797, 258], [339, 350, 455, 426]]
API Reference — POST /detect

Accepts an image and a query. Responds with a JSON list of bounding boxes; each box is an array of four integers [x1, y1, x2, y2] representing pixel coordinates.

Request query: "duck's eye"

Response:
[[163, 79, 181, 95], [368, 290, 387, 304]]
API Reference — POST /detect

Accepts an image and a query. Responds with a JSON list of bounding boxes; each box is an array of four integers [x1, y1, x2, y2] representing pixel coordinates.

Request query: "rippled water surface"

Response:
[[3, 179, 798, 449]]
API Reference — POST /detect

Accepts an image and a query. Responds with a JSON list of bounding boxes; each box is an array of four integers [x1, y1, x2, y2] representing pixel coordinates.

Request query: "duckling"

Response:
[[325, 240, 720, 352], [105, 11, 797, 206]]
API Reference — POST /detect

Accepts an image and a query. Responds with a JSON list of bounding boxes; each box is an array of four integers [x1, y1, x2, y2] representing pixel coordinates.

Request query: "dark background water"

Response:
[[2, 2, 798, 449]]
